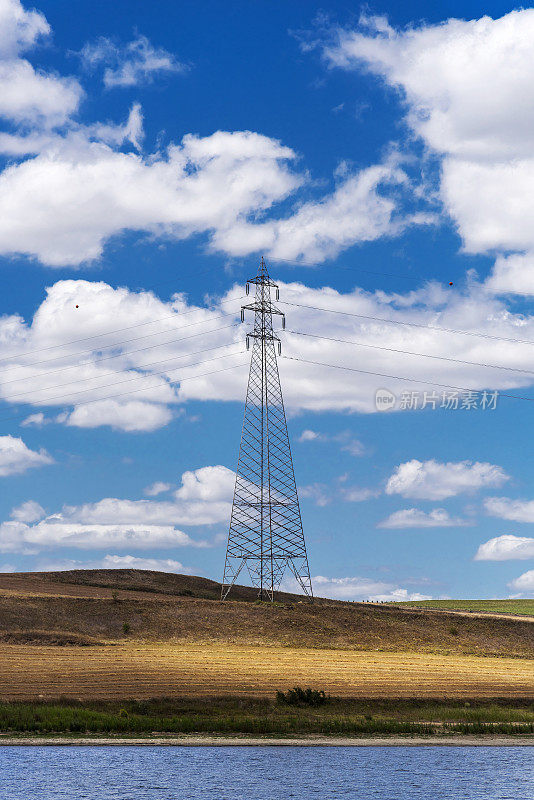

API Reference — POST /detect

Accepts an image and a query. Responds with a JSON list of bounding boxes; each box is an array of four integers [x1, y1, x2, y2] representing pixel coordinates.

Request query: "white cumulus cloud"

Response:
[[0, 0, 82, 127], [63, 399, 173, 433], [0, 435, 53, 476], [0, 130, 303, 267], [0, 520, 199, 553], [484, 497, 534, 523], [508, 570, 534, 594], [299, 483, 331, 507], [323, 10, 534, 296], [174, 465, 235, 502], [378, 507, 468, 529], [144, 481, 172, 497], [385, 459, 508, 500], [0, 464, 232, 553], [212, 160, 433, 264], [80, 34, 187, 88], [475, 534, 534, 561], [35, 553, 192, 574], [341, 487, 379, 502], [0, 3, 431, 269], [10, 499, 45, 523], [311, 575, 431, 602], [298, 429, 321, 442], [0, 278, 246, 432], [297, 428, 365, 455]]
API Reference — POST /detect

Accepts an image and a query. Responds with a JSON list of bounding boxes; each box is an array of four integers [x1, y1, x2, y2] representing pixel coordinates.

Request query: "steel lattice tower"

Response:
[[221, 258, 313, 602]]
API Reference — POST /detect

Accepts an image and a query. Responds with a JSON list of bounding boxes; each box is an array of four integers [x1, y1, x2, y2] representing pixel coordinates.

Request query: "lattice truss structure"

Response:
[[222, 258, 313, 601]]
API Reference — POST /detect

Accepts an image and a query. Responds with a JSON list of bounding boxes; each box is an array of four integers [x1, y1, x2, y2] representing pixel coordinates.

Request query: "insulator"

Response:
[[246, 283, 250, 295], [276, 288, 279, 300], [240, 309, 244, 323], [282, 315, 286, 330], [246, 336, 250, 350], [278, 341, 282, 356]]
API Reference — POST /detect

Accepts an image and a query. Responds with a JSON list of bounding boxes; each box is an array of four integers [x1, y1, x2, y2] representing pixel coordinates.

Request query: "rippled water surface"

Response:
[[0, 745, 532, 800]]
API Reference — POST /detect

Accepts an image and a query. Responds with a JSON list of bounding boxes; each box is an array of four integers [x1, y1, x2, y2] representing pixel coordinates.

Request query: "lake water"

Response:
[[0, 746, 532, 799]]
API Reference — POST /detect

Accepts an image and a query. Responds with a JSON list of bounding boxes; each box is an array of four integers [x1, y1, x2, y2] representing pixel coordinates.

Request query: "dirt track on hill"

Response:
[[396, 607, 534, 624]]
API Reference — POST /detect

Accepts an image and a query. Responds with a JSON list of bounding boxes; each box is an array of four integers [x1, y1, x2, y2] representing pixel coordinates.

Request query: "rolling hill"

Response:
[[0, 568, 532, 655], [0, 569, 532, 702]]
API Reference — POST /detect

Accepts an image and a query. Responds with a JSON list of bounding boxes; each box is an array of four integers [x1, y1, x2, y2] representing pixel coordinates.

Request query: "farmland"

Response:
[[0, 569, 532, 730], [393, 599, 534, 617], [1, 569, 533, 657], [0, 643, 533, 701]]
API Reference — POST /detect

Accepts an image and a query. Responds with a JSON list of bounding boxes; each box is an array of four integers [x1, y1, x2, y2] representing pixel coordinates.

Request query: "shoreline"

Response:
[[1, 735, 533, 747]]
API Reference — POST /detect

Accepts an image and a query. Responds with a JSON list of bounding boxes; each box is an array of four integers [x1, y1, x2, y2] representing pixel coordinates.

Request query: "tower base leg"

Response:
[[221, 557, 313, 602]]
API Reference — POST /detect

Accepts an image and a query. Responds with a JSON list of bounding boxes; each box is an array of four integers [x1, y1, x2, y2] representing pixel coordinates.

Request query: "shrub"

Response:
[[122, 622, 131, 635], [276, 687, 328, 707]]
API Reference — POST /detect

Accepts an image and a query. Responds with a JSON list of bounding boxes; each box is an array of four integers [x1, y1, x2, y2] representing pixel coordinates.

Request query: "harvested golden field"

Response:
[[0, 569, 532, 702], [1, 643, 533, 701]]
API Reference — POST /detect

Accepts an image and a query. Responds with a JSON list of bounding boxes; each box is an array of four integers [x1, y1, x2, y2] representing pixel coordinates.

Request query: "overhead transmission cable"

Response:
[[286, 329, 534, 378], [1, 342, 242, 402], [0, 295, 245, 367], [281, 300, 534, 347], [0, 255, 459, 369], [3, 344, 245, 406], [8, 262, 534, 420], [7, 294, 534, 411], [281, 355, 534, 403], [269, 256, 427, 283], [0, 322, 239, 388], [0, 356, 248, 426]]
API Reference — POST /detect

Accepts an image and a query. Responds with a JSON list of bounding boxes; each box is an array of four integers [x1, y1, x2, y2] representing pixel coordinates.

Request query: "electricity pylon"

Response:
[[221, 257, 313, 602]]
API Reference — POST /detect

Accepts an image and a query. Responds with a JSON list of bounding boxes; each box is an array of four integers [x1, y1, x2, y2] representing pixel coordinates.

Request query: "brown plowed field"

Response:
[[1, 644, 533, 700]]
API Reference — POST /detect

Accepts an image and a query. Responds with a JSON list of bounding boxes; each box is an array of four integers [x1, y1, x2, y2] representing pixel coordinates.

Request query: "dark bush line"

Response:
[[276, 687, 328, 707]]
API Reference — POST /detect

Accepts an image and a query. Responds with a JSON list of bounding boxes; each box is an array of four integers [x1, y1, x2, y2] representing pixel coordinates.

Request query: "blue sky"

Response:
[[1, 0, 534, 600]]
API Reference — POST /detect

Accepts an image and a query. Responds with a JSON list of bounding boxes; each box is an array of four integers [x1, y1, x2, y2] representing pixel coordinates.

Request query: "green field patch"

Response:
[[394, 600, 534, 616]]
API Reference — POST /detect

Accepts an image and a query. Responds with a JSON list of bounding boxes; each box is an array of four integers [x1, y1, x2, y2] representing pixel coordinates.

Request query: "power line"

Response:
[[125, 262, 230, 294], [281, 354, 534, 403], [1, 341, 241, 404], [1, 310, 241, 373], [3, 347, 245, 409], [281, 300, 534, 347], [0, 323, 239, 388], [0, 357, 248, 426], [0, 295, 244, 367], [287, 329, 534, 377], [0, 255, 453, 369], [269, 256, 427, 283], [4, 272, 520, 376]]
